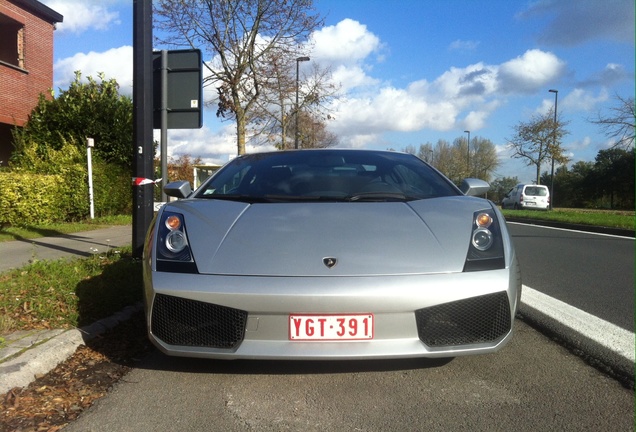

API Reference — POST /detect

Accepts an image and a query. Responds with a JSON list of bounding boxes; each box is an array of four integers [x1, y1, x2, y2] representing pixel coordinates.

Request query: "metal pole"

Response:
[[161, 50, 168, 202], [87, 138, 94, 219], [549, 89, 558, 210], [132, 0, 154, 258], [464, 130, 470, 176], [294, 56, 309, 149]]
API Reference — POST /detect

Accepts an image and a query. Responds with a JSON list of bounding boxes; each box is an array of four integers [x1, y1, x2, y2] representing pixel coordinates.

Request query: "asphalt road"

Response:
[[64, 320, 633, 431], [507, 223, 635, 332]]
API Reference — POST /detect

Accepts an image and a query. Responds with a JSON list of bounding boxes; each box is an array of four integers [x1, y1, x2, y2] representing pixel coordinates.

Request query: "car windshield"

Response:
[[194, 150, 461, 202]]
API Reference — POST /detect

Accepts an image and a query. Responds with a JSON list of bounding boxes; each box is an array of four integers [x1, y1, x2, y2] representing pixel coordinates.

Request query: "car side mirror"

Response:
[[460, 178, 490, 197], [164, 181, 192, 199]]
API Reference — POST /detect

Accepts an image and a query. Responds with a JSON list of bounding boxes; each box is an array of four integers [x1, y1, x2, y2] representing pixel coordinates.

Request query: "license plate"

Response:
[[289, 314, 374, 340]]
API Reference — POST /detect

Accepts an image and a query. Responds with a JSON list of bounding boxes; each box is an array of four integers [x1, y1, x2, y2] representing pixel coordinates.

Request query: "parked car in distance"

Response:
[[143, 149, 521, 361], [501, 183, 550, 210]]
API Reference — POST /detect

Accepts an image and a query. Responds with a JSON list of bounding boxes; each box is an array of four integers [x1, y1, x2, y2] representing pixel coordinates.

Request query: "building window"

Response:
[[0, 13, 25, 69]]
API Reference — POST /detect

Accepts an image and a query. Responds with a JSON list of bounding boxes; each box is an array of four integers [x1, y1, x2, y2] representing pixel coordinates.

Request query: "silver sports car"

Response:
[[143, 149, 521, 360]]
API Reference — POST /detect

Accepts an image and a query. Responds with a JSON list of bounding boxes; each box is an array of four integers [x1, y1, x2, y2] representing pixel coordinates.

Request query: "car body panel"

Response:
[[164, 195, 495, 276]]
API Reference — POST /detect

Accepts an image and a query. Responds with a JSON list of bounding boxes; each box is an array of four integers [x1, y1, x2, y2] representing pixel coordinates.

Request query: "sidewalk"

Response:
[[0, 225, 135, 394], [0, 225, 132, 273]]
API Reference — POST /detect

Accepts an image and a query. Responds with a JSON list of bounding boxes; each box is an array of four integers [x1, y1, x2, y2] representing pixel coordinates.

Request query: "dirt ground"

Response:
[[1, 312, 153, 431]]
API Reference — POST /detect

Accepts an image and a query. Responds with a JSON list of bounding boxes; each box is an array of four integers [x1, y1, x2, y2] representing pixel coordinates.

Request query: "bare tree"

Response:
[[250, 51, 340, 149], [507, 109, 569, 184], [154, 0, 323, 155], [589, 94, 635, 150], [403, 143, 434, 163], [295, 110, 339, 148]]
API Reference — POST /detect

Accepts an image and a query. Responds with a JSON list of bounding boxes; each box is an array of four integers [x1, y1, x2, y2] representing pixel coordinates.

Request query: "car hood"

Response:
[[163, 196, 493, 276]]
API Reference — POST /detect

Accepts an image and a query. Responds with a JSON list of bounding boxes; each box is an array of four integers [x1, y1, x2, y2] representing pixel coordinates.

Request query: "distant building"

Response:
[[0, 0, 62, 166]]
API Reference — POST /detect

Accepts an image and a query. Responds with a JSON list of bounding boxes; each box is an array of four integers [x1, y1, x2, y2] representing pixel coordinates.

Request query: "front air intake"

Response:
[[151, 294, 248, 349], [415, 292, 511, 347]]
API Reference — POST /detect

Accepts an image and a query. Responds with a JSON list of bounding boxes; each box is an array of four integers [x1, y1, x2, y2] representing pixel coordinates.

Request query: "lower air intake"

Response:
[[151, 294, 248, 349], [415, 292, 511, 347]]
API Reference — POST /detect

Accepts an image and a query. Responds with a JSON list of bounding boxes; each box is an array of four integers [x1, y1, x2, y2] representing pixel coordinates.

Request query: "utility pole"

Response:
[[464, 130, 470, 176], [132, 0, 154, 257], [548, 89, 558, 211]]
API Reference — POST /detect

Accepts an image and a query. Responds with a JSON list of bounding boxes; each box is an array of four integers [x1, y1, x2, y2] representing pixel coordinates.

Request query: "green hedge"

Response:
[[0, 172, 68, 225], [0, 165, 131, 226]]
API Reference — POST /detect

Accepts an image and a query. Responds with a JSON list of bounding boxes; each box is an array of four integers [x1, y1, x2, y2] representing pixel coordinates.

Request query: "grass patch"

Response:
[[0, 246, 142, 333], [0, 214, 131, 243], [501, 208, 635, 230]]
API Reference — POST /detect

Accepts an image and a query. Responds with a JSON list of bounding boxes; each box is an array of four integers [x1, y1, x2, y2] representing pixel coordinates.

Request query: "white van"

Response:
[[501, 184, 550, 210]]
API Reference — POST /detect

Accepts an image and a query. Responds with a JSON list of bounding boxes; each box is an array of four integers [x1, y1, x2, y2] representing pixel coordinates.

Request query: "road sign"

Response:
[[152, 49, 203, 129]]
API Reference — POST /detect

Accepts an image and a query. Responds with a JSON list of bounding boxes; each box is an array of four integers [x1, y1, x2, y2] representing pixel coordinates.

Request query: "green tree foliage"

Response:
[[12, 71, 133, 169], [590, 148, 635, 209], [490, 176, 520, 205], [507, 109, 570, 184], [406, 137, 499, 185], [467, 136, 499, 181], [7, 138, 131, 222], [539, 149, 634, 209], [5, 73, 133, 223]]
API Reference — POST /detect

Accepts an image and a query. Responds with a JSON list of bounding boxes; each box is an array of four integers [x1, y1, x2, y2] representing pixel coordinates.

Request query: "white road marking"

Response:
[[507, 221, 635, 240], [520, 285, 635, 363]]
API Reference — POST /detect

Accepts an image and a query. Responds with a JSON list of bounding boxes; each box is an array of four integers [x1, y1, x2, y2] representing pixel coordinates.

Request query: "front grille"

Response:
[[151, 294, 248, 349], [415, 292, 511, 347]]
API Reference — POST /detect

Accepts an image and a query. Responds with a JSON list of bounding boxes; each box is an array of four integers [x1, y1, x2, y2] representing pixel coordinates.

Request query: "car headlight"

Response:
[[463, 209, 504, 272], [156, 211, 198, 273]]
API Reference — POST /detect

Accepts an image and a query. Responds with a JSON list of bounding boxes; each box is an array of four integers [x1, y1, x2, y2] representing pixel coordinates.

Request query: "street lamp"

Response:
[[295, 56, 310, 149], [548, 89, 558, 210], [464, 130, 470, 176]]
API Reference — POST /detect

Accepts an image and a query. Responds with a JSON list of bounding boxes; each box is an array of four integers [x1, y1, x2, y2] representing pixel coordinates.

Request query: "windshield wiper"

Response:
[[199, 194, 271, 203], [345, 192, 412, 202], [263, 194, 346, 202]]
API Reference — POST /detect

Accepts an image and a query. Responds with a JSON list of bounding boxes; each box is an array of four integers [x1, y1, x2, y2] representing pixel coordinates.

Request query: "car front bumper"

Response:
[[144, 262, 521, 360]]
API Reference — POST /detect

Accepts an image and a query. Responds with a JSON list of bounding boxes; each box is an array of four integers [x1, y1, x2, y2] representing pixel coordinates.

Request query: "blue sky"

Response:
[[42, 0, 634, 182]]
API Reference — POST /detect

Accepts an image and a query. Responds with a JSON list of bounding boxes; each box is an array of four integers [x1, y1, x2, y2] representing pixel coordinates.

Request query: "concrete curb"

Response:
[[0, 302, 143, 395]]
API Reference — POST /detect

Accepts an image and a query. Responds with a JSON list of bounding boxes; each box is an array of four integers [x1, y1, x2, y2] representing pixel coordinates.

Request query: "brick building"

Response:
[[0, 0, 62, 166]]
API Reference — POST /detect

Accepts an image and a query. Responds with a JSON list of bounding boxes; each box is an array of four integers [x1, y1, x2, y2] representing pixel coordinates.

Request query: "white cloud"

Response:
[[43, 0, 121, 34], [54, 46, 133, 93], [562, 88, 609, 112], [497, 49, 566, 93], [432, 64, 499, 100], [535, 88, 608, 116], [156, 124, 278, 165], [330, 65, 380, 91], [324, 47, 566, 147], [310, 19, 382, 65], [309, 19, 383, 93], [568, 136, 592, 151]]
